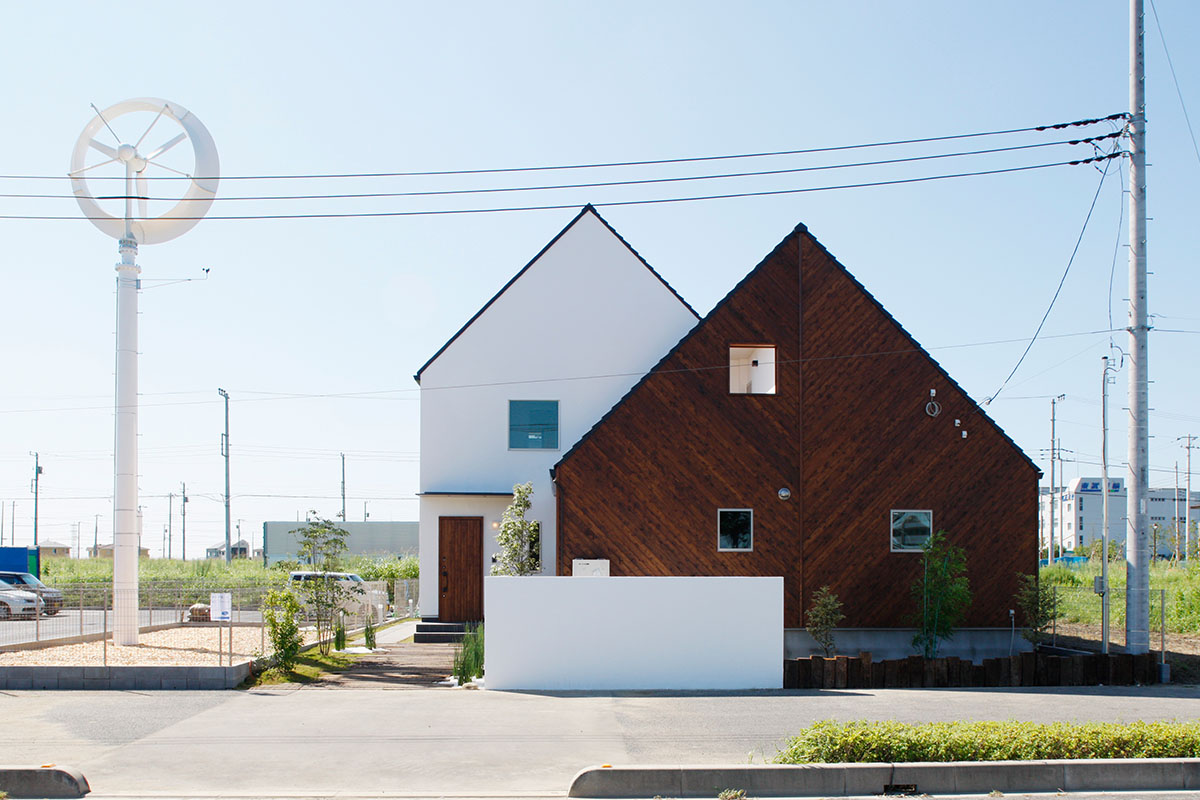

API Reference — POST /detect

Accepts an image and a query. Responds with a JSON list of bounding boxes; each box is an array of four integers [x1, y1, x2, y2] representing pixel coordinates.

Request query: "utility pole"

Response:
[[1, 499, 4, 546], [364, 501, 369, 521], [1125, 0, 1150, 656], [1100, 356, 1118, 654], [93, 514, 99, 558], [1175, 464, 1182, 560], [30, 452, 43, 547], [340, 452, 346, 521], [1181, 435, 1196, 560], [219, 388, 231, 565], [167, 492, 173, 560], [1049, 395, 1065, 562], [180, 482, 188, 562], [9, 502, 14, 547], [236, 519, 244, 558]]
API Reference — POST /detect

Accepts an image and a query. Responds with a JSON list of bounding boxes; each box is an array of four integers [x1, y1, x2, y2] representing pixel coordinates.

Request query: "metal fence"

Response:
[[0, 578, 418, 666], [1043, 584, 1170, 658]]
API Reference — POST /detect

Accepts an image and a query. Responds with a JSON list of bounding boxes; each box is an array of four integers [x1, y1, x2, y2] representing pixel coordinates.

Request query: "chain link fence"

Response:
[[0, 578, 418, 666]]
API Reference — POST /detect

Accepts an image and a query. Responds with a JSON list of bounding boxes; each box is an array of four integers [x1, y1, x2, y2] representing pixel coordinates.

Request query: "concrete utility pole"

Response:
[[180, 482, 188, 562], [1125, 0, 1151, 655], [167, 493, 173, 559], [1180, 435, 1196, 560], [219, 388, 231, 565], [93, 514, 99, 558], [1049, 395, 1065, 562], [340, 452, 346, 521], [30, 452, 43, 547], [1101, 356, 1119, 653]]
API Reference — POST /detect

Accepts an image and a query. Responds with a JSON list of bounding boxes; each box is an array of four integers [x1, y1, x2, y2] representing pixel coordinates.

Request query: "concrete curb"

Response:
[[567, 758, 1200, 797], [0, 764, 90, 798], [0, 662, 252, 690]]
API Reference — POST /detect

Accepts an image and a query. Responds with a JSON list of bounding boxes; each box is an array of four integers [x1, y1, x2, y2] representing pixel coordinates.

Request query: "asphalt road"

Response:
[[5, 684, 1200, 798]]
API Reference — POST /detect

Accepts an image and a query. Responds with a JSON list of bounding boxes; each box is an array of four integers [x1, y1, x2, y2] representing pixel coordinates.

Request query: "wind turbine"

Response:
[[70, 98, 218, 645]]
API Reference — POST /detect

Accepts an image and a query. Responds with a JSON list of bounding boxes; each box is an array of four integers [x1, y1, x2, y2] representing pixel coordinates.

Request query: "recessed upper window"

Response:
[[729, 346, 776, 394], [891, 509, 932, 552], [718, 509, 753, 552], [509, 400, 559, 449]]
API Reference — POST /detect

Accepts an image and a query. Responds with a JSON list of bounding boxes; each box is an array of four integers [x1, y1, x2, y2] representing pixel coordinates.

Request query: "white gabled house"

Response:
[[415, 205, 698, 621]]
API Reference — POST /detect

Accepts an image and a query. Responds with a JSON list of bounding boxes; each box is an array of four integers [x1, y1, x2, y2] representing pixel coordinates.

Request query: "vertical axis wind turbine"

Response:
[[70, 98, 218, 646]]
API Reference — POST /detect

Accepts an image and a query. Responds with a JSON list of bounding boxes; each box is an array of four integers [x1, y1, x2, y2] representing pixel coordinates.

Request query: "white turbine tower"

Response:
[[70, 98, 218, 646]]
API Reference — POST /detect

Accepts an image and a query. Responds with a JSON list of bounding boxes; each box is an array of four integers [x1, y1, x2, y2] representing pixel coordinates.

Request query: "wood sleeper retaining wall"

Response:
[[783, 651, 1160, 689]]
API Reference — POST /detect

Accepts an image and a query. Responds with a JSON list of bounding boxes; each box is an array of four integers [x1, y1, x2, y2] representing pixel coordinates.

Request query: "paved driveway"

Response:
[[6, 684, 1200, 797]]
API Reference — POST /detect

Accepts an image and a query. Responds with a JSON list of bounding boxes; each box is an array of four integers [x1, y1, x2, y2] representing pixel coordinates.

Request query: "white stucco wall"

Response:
[[416, 210, 698, 618], [485, 576, 784, 690]]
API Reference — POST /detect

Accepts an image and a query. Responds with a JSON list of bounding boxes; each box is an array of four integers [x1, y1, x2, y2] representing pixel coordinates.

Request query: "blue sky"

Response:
[[2, 2, 1198, 557]]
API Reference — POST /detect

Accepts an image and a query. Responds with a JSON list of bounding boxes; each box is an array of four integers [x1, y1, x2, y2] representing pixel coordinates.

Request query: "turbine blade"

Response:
[[89, 139, 118, 159], [69, 158, 116, 177], [145, 133, 186, 161]]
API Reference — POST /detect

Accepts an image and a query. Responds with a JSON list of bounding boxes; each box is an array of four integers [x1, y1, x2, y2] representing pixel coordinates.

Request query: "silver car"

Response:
[[0, 580, 44, 619]]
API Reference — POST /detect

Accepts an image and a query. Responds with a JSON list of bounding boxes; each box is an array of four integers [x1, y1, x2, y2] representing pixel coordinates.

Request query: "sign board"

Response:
[[210, 592, 232, 622]]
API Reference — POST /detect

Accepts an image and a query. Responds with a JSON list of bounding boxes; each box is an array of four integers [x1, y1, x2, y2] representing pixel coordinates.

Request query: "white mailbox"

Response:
[[572, 559, 610, 577]]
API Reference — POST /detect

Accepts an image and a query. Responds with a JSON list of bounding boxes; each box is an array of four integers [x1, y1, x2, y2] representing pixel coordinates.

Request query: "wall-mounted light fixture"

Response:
[[778, 488, 792, 501]]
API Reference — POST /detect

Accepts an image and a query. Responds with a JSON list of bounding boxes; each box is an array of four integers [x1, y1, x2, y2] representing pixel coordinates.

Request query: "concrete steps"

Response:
[[413, 620, 469, 644]]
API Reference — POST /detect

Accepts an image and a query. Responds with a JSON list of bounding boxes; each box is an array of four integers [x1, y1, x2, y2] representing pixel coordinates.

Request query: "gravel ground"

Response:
[[0, 627, 316, 666]]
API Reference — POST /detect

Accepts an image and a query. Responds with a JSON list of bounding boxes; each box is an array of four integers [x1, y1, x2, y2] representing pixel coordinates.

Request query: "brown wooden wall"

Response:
[[554, 226, 1039, 629]]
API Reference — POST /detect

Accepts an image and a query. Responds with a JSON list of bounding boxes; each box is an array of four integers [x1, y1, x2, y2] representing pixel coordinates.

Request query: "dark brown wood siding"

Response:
[[555, 227, 1038, 629]]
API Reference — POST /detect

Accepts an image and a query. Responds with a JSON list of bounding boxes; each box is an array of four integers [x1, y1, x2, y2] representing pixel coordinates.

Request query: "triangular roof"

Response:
[[413, 204, 697, 383], [555, 222, 1038, 475]]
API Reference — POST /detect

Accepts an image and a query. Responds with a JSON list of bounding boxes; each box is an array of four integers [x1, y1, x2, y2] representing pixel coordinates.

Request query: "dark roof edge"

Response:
[[800, 229, 1042, 477], [413, 205, 697, 384], [555, 224, 807, 469]]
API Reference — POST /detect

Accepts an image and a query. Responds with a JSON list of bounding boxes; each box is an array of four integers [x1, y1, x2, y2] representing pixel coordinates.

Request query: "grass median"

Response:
[[774, 720, 1200, 763]]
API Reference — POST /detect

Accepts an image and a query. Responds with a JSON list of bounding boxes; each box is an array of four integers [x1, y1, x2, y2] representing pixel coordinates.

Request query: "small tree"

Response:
[[262, 589, 303, 672], [1014, 572, 1055, 645], [491, 482, 541, 576], [805, 585, 845, 657], [911, 530, 972, 659], [291, 516, 358, 655]]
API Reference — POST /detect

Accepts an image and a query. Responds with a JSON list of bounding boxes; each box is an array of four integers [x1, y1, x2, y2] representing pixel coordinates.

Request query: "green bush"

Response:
[[805, 585, 844, 657], [334, 616, 347, 651], [364, 614, 376, 649], [262, 589, 303, 672], [774, 720, 1200, 764], [452, 623, 484, 685]]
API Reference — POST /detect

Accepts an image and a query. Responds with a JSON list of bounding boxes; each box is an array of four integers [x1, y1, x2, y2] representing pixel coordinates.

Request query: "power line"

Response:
[[984, 146, 1120, 404], [3, 134, 1124, 203], [1148, 0, 1200, 168], [1, 114, 1127, 183], [0, 155, 1122, 222]]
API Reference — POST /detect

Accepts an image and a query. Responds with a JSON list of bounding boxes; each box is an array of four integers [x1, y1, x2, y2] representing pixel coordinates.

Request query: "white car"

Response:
[[0, 579, 44, 619], [286, 571, 368, 618]]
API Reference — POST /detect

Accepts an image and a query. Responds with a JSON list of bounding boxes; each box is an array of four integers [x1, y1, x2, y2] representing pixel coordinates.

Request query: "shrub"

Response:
[[774, 720, 1200, 764], [452, 623, 485, 685], [262, 589, 303, 672], [911, 530, 971, 658], [1014, 573, 1055, 645], [334, 616, 347, 651], [364, 613, 376, 649], [805, 585, 844, 657]]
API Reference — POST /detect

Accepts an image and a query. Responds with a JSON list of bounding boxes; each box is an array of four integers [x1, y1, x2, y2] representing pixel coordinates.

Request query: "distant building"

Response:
[[1040, 477, 1199, 557], [262, 520, 418, 565], [38, 541, 71, 558], [205, 539, 260, 560], [88, 543, 150, 559]]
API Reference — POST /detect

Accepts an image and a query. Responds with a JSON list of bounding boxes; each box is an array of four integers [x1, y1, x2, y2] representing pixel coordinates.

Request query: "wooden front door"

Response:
[[438, 516, 483, 622]]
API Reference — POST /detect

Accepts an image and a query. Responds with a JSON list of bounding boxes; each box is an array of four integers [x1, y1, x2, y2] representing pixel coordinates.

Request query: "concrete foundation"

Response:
[[785, 627, 1031, 663]]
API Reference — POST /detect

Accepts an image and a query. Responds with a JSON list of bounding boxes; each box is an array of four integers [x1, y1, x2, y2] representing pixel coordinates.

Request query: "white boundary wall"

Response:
[[485, 576, 783, 690]]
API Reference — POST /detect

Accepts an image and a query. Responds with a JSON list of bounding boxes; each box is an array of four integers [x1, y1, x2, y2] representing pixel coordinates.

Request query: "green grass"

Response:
[[1041, 559, 1200, 633], [774, 720, 1200, 763], [241, 648, 361, 688]]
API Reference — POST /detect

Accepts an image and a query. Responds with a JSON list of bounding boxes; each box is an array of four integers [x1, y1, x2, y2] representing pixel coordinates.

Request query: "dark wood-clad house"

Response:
[[552, 223, 1040, 658]]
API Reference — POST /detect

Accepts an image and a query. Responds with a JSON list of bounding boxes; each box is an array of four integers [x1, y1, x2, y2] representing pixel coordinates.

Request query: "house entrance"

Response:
[[438, 516, 483, 622]]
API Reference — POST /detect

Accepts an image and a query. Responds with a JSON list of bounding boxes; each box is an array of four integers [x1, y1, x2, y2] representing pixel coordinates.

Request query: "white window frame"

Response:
[[890, 509, 933, 553], [717, 508, 754, 552]]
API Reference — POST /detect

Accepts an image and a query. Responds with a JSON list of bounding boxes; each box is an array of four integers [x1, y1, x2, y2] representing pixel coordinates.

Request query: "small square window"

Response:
[[509, 400, 559, 449], [891, 509, 932, 552], [729, 346, 776, 394], [718, 509, 753, 551]]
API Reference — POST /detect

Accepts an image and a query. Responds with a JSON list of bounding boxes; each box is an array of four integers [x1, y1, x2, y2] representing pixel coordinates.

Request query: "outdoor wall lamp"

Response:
[[778, 488, 791, 501]]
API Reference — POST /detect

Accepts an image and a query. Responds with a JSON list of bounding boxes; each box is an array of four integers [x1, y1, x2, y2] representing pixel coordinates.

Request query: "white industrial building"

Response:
[[1040, 477, 1198, 558], [262, 520, 418, 565]]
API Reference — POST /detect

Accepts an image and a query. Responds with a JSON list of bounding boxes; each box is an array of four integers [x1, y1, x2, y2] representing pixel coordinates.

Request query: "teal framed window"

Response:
[[509, 400, 559, 449]]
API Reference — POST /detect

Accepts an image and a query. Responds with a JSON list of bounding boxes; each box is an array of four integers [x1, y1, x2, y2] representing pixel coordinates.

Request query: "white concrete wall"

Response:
[[485, 576, 783, 690], [417, 210, 698, 617]]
